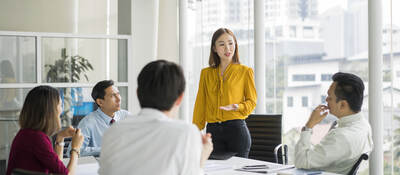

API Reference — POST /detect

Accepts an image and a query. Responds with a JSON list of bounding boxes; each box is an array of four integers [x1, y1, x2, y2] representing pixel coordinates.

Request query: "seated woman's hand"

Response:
[[71, 129, 84, 149], [57, 126, 76, 139]]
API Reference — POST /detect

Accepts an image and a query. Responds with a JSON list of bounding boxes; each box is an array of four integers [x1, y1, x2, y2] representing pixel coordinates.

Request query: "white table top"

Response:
[[65, 156, 340, 175]]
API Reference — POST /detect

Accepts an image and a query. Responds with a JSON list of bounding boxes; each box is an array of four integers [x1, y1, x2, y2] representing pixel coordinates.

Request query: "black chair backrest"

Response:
[[11, 169, 51, 175], [348, 153, 369, 175], [246, 114, 285, 163]]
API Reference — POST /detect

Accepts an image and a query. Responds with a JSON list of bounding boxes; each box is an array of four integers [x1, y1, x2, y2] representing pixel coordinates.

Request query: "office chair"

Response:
[[347, 153, 369, 175], [245, 114, 288, 164], [11, 168, 58, 175], [274, 143, 288, 165]]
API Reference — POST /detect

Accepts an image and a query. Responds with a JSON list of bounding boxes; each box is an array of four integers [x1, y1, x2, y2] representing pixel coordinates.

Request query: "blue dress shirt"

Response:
[[67, 108, 130, 157]]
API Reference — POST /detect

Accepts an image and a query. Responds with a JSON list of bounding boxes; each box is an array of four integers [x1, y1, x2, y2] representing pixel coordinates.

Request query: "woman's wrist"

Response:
[[70, 148, 80, 157], [56, 136, 64, 143]]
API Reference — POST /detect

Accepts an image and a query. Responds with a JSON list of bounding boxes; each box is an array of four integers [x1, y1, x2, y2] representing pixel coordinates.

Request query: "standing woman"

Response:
[[6, 86, 84, 175], [193, 28, 257, 158]]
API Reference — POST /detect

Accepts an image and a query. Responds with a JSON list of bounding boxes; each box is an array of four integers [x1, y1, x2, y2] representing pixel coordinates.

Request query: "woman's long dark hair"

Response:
[[19, 85, 61, 136]]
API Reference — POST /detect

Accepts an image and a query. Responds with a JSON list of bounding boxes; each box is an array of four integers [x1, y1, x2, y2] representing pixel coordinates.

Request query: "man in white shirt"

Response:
[[99, 60, 213, 175], [295, 72, 373, 174]]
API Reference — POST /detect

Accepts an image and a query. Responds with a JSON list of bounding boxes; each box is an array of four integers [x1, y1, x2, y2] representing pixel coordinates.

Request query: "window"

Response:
[[303, 26, 314, 38], [287, 96, 293, 107], [290, 26, 297, 37], [191, 0, 254, 120], [321, 74, 332, 81], [275, 26, 283, 37], [302, 96, 308, 107], [0, 32, 130, 127], [191, 1, 383, 173], [321, 95, 327, 104], [292, 74, 315, 81], [0, 36, 36, 83]]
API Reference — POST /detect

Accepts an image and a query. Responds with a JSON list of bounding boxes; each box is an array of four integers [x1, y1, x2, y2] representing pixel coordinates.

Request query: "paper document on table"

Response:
[[76, 163, 99, 175], [204, 162, 232, 173], [235, 163, 295, 174]]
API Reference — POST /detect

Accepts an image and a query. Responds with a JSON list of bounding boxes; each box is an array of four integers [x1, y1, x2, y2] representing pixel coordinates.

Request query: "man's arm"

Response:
[[78, 126, 101, 157], [295, 130, 350, 169], [294, 105, 349, 169], [67, 120, 100, 157], [181, 125, 207, 175]]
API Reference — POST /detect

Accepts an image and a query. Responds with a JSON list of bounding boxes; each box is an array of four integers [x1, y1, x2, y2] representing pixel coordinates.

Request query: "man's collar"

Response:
[[139, 108, 171, 120], [337, 112, 362, 127], [96, 108, 114, 123]]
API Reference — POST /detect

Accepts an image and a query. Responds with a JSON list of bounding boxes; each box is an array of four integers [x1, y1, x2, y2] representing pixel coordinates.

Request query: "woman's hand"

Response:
[[57, 126, 76, 138], [219, 104, 239, 111], [71, 129, 84, 149], [56, 126, 76, 142]]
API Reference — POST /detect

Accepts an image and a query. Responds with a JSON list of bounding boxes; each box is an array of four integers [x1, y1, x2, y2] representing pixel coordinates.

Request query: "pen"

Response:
[[243, 164, 268, 168]]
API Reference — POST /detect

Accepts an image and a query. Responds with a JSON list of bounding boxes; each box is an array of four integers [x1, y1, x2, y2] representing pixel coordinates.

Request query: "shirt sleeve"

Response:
[[33, 135, 69, 174], [294, 130, 351, 169], [78, 124, 101, 157], [181, 125, 204, 175], [237, 68, 257, 116], [193, 70, 207, 130]]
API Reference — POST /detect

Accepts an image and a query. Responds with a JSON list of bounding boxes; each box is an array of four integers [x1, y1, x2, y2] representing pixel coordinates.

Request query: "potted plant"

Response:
[[45, 48, 93, 126]]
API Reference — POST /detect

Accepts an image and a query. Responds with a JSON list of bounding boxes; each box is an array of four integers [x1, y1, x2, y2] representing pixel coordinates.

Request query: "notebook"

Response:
[[235, 163, 295, 174]]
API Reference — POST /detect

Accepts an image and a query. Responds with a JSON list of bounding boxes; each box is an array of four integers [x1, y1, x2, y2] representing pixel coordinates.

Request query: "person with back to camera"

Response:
[[6, 85, 84, 175], [193, 28, 257, 158], [99, 60, 213, 175]]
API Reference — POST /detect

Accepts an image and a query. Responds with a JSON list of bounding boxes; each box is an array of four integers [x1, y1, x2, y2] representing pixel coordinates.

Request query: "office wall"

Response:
[[158, 0, 179, 63], [0, 0, 74, 33]]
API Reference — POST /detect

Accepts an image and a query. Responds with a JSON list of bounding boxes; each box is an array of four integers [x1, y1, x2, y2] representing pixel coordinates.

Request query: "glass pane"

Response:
[[384, 0, 400, 174], [0, 88, 30, 162], [190, 0, 254, 117], [114, 40, 128, 82], [0, 36, 36, 83], [117, 86, 128, 110], [41, 38, 128, 83], [280, 0, 369, 171], [58, 87, 96, 127]]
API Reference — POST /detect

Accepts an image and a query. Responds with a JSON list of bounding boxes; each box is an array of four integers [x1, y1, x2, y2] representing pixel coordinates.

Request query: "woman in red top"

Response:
[[6, 86, 84, 175]]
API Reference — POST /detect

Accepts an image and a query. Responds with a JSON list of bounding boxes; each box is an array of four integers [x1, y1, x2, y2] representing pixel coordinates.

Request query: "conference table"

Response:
[[65, 156, 341, 175]]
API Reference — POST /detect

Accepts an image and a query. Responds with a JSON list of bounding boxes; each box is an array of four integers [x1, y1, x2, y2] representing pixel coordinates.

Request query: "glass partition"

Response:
[[0, 36, 36, 83]]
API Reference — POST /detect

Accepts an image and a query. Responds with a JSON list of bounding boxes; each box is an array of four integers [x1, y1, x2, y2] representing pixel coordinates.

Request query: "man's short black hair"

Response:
[[137, 60, 185, 111], [332, 72, 365, 113], [92, 80, 114, 106]]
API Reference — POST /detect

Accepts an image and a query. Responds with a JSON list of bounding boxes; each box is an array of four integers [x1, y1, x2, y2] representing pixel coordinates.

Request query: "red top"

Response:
[[6, 128, 69, 175]]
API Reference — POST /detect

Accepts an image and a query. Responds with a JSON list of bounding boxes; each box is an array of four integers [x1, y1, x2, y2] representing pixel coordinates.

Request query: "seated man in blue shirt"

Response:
[[68, 80, 130, 157]]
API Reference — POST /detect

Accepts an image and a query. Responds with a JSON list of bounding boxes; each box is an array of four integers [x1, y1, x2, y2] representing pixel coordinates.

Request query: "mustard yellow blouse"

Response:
[[192, 63, 257, 130]]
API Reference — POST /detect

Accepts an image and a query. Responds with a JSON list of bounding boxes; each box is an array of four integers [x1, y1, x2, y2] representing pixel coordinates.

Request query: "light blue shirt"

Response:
[[67, 108, 130, 157]]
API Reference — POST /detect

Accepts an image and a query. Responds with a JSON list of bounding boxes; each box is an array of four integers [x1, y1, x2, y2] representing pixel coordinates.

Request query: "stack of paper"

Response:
[[204, 162, 232, 173]]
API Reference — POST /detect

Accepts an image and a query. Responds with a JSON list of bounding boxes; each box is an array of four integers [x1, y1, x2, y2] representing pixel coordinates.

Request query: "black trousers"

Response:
[[206, 119, 251, 158]]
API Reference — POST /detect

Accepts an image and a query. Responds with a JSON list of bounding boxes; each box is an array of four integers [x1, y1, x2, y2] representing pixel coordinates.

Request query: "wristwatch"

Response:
[[70, 148, 80, 157], [55, 141, 65, 147], [301, 126, 313, 133]]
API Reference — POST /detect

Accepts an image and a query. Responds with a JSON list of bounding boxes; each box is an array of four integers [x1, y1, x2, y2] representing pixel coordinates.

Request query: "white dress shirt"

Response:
[[99, 108, 204, 175], [295, 112, 373, 174]]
